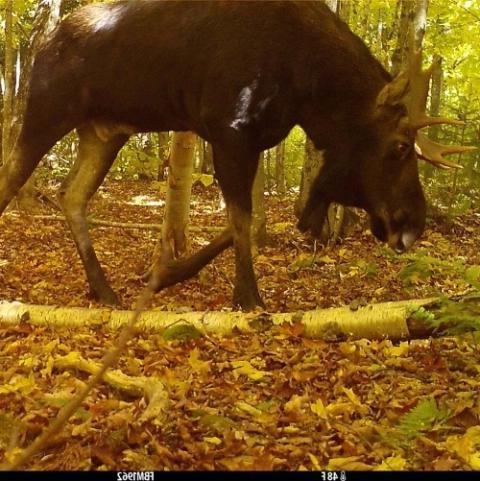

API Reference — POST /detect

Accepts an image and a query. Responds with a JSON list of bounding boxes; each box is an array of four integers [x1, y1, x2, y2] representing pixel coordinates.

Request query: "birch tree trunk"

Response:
[[324, 0, 338, 13], [157, 132, 195, 262], [1, 0, 15, 167], [424, 54, 443, 181]]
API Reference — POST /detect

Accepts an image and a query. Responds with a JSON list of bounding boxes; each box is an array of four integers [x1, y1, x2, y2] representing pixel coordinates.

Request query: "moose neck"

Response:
[[295, 14, 391, 153]]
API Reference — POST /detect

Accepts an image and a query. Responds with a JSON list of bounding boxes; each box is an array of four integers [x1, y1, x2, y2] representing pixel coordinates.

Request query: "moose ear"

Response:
[[376, 74, 410, 108]]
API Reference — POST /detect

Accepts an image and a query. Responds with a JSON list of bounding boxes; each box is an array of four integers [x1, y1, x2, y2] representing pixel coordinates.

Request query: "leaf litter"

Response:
[[0, 181, 479, 470]]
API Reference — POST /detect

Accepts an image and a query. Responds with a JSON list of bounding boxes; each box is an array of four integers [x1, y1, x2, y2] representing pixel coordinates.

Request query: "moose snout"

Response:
[[388, 230, 418, 254]]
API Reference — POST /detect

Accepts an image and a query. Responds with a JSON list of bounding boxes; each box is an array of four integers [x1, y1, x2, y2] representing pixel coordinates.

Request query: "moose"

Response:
[[0, 1, 472, 310]]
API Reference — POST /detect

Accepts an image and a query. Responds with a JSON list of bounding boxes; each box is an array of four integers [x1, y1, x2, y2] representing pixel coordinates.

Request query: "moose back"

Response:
[[0, 1, 463, 310]]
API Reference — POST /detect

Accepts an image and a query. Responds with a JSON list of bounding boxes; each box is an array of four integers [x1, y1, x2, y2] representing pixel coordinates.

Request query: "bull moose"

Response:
[[0, 1, 472, 310]]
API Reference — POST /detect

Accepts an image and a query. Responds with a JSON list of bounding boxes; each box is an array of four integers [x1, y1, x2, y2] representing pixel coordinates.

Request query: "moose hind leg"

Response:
[[58, 124, 128, 305]]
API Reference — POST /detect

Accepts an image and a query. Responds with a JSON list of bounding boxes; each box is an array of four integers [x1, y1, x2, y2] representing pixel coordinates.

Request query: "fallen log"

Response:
[[4, 212, 223, 232], [0, 297, 456, 341]]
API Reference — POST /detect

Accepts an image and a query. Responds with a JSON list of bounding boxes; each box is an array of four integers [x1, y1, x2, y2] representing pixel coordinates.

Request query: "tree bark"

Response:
[[275, 141, 286, 194], [12, 0, 64, 210], [201, 141, 214, 175], [295, 137, 324, 218], [423, 55, 443, 181], [5, 212, 222, 232], [0, 297, 465, 342], [156, 131, 195, 263], [324, 0, 338, 13], [251, 153, 267, 248], [157, 131, 170, 181], [1, 0, 15, 166], [391, 0, 414, 76], [337, 0, 351, 23]]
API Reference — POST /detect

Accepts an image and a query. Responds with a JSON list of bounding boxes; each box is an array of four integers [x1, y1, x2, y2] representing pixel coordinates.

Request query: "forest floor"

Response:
[[0, 180, 479, 470]]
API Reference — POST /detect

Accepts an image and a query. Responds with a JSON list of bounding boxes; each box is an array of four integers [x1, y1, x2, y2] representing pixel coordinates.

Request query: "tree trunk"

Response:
[[13, 0, 63, 211], [1, 0, 15, 167], [391, 0, 414, 76], [423, 55, 443, 181], [324, 0, 338, 13], [157, 132, 170, 181], [413, 0, 429, 48], [200, 141, 214, 175], [337, 0, 351, 23], [295, 138, 324, 218], [156, 131, 195, 263], [251, 153, 267, 248], [195, 136, 204, 173], [296, 138, 348, 245], [275, 141, 286, 194], [265, 148, 273, 193]]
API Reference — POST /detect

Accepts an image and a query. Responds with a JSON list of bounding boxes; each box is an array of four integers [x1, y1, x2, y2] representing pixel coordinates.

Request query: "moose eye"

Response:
[[396, 141, 410, 155]]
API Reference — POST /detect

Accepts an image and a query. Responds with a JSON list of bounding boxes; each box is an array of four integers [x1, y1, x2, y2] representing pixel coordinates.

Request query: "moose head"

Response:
[[298, 43, 474, 253]]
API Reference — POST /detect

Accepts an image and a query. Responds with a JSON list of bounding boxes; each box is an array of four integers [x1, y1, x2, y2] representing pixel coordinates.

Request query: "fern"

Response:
[[429, 294, 480, 335], [399, 252, 476, 287], [386, 398, 450, 448]]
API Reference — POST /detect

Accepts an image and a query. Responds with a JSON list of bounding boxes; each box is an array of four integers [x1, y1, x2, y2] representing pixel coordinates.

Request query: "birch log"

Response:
[[0, 298, 442, 341]]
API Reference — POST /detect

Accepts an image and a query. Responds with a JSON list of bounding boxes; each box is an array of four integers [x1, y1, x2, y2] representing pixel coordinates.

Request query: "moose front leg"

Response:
[[150, 139, 264, 311], [212, 143, 264, 311], [228, 203, 264, 310]]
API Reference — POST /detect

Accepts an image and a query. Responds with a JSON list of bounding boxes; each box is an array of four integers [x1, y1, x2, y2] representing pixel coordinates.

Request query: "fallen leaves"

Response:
[[0, 183, 480, 470]]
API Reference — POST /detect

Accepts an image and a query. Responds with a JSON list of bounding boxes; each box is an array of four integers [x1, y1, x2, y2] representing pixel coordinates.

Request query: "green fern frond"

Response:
[[386, 398, 450, 448]]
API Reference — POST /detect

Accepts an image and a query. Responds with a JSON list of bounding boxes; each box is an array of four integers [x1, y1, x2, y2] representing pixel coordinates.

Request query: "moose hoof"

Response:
[[233, 286, 265, 312]]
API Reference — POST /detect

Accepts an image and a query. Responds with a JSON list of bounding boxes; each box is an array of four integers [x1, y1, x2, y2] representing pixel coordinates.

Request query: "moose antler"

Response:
[[407, 37, 476, 169]]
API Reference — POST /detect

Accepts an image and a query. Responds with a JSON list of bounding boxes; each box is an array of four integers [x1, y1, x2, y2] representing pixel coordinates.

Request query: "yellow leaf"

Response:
[[318, 255, 335, 264], [188, 348, 211, 375], [469, 453, 480, 471], [284, 394, 308, 414], [19, 357, 38, 369], [327, 456, 373, 471], [44, 340, 59, 354], [445, 426, 480, 470], [339, 343, 357, 356], [342, 387, 362, 406], [310, 399, 328, 419], [204, 436, 222, 445], [2, 341, 21, 355], [0, 375, 36, 395], [231, 360, 268, 381], [236, 401, 263, 417], [385, 342, 410, 358], [41, 355, 55, 378], [326, 401, 353, 416], [71, 420, 91, 437], [375, 456, 408, 470], [307, 452, 322, 470]]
